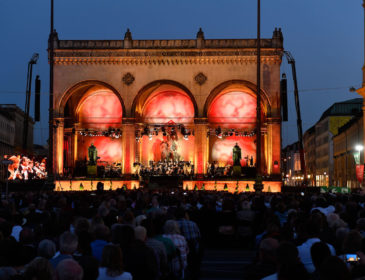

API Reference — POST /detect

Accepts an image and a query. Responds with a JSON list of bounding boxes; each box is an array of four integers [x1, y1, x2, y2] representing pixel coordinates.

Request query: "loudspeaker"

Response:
[[281, 74, 288, 122], [34, 75, 41, 122]]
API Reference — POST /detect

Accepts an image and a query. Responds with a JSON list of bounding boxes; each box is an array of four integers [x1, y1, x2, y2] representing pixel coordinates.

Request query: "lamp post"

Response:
[[23, 53, 39, 152], [254, 0, 264, 192], [354, 144, 364, 188]]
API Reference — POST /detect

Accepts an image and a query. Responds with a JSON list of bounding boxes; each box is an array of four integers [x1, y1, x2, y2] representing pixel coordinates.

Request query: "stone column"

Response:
[[72, 123, 80, 168], [122, 123, 135, 174], [194, 122, 208, 175], [55, 119, 64, 176]]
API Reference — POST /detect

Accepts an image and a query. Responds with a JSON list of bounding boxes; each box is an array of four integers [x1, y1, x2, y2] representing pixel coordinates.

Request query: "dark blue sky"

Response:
[[0, 0, 363, 146]]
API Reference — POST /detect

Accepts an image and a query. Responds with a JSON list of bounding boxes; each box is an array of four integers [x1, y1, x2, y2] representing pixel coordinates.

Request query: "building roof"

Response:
[[0, 104, 35, 123], [335, 111, 363, 136], [319, 98, 363, 121]]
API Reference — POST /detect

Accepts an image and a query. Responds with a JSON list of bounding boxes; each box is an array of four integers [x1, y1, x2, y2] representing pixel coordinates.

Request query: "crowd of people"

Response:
[[0, 188, 365, 279]]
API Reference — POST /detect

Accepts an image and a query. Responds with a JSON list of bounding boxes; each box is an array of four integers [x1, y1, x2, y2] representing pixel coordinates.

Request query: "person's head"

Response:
[[134, 226, 147, 242], [319, 256, 350, 280], [111, 225, 135, 248], [100, 244, 124, 276], [310, 241, 331, 271], [164, 220, 180, 235], [38, 239, 56, 259], [19, 227, 35, 245], [0, 267, 16, 280], [56, 259, 83, 280], [259, 238, 279, 263], [74, 217, 90, 235], [59, 231, 78, 255], [306, 212, 324, 238], [93, 224, 110, 241], [342, 230, 362, 254], [24, 257, 54, 280]]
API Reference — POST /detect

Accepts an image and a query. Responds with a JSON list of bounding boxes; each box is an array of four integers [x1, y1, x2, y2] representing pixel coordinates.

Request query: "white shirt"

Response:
[[297, 238, 336, 273], [11, 225, 22, 241], [261, 273, 277, 280], [97, 268, 132, 280]]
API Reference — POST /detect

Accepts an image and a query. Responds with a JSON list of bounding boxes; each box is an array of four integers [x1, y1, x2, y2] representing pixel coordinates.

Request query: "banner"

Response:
[[356, 164, 364, 183]]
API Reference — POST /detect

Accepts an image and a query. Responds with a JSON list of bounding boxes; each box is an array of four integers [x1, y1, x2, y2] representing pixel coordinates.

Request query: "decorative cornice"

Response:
[[54, 55, 282, 66], [56, 38, 279, 50]]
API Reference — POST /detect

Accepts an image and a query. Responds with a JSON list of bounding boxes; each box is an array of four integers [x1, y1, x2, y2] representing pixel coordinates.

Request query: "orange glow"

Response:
[[142, 91, 195, 124], [55, 180, 140, 191], [183, 180, 281, 193], [78, 136, 122, 164], [210, 136, 256, 166], [78, 90, 123, 128], [208, 91, 258, 129]]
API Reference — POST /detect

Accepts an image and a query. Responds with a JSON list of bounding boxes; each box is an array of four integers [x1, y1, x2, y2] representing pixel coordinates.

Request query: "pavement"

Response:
[[199, 248, 256, 280]]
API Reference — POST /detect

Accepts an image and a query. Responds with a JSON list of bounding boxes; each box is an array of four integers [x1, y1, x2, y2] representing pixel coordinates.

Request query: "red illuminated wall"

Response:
[[78, 90, 123, 128], [210, 136, 256, 166], [76, 90, 123, 165], [78, 136, 122, 164], [207, 91, 261, 166], [208, 91, 259, 129], [142, 91, 194, 124]]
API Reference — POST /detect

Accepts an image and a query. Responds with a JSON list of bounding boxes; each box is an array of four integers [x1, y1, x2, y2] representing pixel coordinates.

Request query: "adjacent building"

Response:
[[303, 125, 316, 186], [284, 98, 362, 187], [0, 104, 34, 154], [282, 141, 303, 185], [314, 98, 362, 186], [333, 113, 363, 188], [0, 111, 15, 182]]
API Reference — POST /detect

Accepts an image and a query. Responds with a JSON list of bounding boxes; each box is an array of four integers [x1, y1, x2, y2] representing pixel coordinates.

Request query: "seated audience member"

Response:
[[23, 256, 54, 280], [98, 244, 132, 280], [74, 231, 99, 280], [263, 241, 309, 280], [122, 226, 158, 280], [163, 220, 189, 273], [297, 213, 336, 273], [244, 238, 279, 280], [38, 239, 56, 259], [91, 224, 110, 262], [0, 267, 17, 280], [319, 256, 350, 280], [51, 231, 78, 268], [56, 258, 84, 280], [310, 241, 331, 280]]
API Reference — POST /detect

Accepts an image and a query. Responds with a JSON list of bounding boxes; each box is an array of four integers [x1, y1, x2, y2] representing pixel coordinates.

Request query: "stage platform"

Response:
[[54, 177, 281, 192]]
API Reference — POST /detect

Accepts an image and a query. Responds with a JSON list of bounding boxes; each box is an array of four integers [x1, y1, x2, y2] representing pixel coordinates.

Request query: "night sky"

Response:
[[0, 0, 363, 146]]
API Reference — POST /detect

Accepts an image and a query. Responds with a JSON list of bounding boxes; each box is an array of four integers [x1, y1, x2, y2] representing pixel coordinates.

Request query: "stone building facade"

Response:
[[50, 28, 284, 177]]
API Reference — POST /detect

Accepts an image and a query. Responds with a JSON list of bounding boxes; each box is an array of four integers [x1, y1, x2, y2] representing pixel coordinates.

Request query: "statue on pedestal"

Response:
[[232, 143, 242, 166], [88, 143, 98, 166]]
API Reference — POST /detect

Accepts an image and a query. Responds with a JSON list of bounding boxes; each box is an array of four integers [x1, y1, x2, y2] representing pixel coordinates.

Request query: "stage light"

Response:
[[149, 134, 152, 140], [183, 134, 188, 140]]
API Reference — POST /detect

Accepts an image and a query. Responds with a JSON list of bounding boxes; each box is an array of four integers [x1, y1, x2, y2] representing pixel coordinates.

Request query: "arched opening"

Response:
[[60, 81, 124, 176], [205, 81, 268, 170], [134, 82, 196, 165]]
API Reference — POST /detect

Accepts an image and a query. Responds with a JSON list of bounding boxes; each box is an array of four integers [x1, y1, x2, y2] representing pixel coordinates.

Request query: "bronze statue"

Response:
[[232, 143, 242, 166], [88, 143, 98, 165]]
